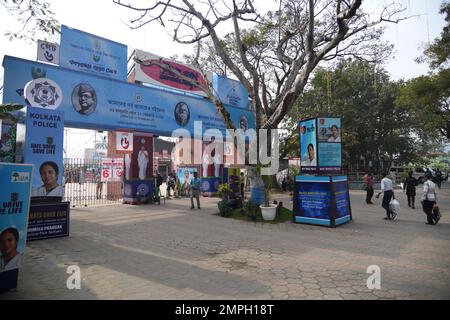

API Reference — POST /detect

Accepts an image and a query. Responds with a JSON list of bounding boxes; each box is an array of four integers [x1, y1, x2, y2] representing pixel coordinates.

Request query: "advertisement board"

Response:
[[177, 167, 197, 196], [212, 74, 249, 110], [332, 176, 352, 225], [0, 163, 33, 290], [293, 175, 352, 227], [27, 202, 70, 241], [24, 107, 64, 198], [101, 158, 124, 182], [3, 56, 256, 138], [59, 25, 127, 80], [134, 49, 210, 97], [294, 176, 331, 225], [317, 117, 342, 175], [299, 118, 317, 174]]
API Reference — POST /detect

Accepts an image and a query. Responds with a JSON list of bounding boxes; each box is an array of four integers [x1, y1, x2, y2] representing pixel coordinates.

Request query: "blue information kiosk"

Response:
[[293, 117, 352, 227]]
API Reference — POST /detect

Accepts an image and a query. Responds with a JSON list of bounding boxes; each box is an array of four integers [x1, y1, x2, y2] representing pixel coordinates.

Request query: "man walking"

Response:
[[363, 171, 374, 204], [376, 172, 395, 220], [190, 172, 201, 210], [403, 171, 417, 209], [421, 173, 439, 225]]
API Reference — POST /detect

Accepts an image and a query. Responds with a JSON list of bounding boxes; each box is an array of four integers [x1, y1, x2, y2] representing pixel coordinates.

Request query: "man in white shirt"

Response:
[[421, 173, 439, 225], [376, 172, 395, 220], [301, 143, 317, 166]]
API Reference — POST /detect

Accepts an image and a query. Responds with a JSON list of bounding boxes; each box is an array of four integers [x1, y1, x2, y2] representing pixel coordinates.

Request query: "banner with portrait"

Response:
[[0, 163, 33, 278], [177, 167, 197, 196], [24, 107, 64, 199], [299, 118, 317, 174], [2, 56, 256, 139], [317, 117, 342, 175]]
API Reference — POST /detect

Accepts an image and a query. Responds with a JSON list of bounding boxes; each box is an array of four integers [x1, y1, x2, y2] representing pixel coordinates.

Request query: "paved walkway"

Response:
[[2, 186, 450, 300]]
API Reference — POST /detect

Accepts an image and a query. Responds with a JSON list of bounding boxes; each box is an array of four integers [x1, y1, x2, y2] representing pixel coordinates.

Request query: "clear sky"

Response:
[[0, 0, 446, 157]]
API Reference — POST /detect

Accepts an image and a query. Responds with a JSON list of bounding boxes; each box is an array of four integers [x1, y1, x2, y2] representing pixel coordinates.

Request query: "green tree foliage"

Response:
[[422, 1, 450, 69], [1, 0, 59, 41], [0, 103, 23, 123], [397, 69, 450, 140], [398, 2, 450, 141], [287, 60, 418, 170]]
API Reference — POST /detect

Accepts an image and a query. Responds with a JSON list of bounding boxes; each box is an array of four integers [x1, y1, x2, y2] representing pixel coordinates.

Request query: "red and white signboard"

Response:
[[116, 132, 133, 152], [134, 49, 212, 97], [101, 158, 124, 182]]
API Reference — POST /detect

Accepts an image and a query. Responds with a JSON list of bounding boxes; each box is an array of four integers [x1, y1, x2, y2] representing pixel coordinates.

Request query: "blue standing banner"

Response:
[[299, 118, 318, 174], [24, 107, 64, 198], [317, 117, 342, 175], [0, 163, 33, 291], [293, 175, 352, 227]]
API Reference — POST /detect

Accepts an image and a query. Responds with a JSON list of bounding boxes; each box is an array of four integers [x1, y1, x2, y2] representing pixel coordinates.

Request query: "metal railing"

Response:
[[63, 158, 123, 207]]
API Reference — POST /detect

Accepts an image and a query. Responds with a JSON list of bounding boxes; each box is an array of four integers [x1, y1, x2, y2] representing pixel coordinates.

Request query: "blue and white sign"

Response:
[[2, 56, 256, 138], [24, 107, 64, 197], [0, 163, 33, 273], [299, 118, 317, 174], [212, 74, 250, 111], [59, 25, 128, 80], [317, 117, 342, 174]]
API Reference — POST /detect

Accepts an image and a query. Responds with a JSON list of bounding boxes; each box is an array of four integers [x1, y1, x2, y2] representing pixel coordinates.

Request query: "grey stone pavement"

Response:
[[2, 184, 450, 300]]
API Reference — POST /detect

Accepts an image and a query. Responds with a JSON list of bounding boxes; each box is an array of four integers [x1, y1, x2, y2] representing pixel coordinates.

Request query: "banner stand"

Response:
[[293, 175, 352, 228]]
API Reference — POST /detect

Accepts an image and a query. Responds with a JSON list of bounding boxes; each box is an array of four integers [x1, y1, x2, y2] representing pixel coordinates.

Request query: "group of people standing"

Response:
[[364, 171, 441, 225], [154, 171, 202, 209]]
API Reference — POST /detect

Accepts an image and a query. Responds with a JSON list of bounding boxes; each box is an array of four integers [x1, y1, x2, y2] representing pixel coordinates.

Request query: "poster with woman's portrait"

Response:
[[24, 107, 64, 200], [318, 118, 341, 143], [0, 163, 33, 275]]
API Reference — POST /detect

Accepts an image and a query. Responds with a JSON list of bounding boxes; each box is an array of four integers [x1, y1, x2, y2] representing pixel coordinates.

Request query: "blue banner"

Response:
[[212, 74, 250, 111], [294, 176, 331, 220], [123, 180, 154, 204], [2, 56, 256, 138], [317, 117, 341, 173], [0, 163, 33, 272], [24, 107, 64, 198], [332, 176, 351, 220], [201, 177, 221, 196], [299, 119, 317, 174], [59, 25, 128, 80]]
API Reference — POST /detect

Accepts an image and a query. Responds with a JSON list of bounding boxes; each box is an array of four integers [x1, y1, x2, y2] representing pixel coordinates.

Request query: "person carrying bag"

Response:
[[421, 173, 440, 225]]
